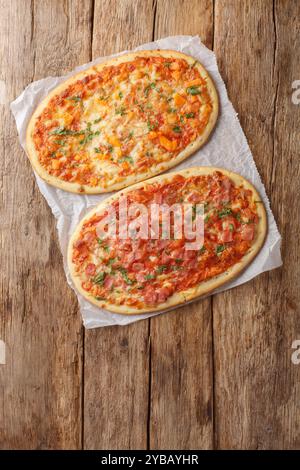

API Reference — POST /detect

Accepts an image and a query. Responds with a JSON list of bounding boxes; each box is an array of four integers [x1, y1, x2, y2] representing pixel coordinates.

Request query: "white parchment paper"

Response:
[[11, 36, 282, 328]]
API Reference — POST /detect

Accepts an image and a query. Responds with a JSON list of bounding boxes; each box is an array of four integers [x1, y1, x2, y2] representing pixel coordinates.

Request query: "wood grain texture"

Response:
[[82, 0, 155, 450], [0, 0, 92, 449], [213, 0, 300, 449], [149, 0, 214, 450]]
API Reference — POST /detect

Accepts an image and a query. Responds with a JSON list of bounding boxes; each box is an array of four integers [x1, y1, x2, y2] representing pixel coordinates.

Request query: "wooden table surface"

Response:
[[1, 0, 299, 450]]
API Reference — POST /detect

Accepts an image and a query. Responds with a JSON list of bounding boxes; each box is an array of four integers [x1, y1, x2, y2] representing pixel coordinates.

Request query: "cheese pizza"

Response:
[[26, 51, 218, 193], [68, 167, 267, 314]]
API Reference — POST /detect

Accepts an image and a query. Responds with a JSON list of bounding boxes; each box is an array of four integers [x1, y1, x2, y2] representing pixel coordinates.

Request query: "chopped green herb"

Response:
[[67, 96, 82, 103], [218, 208, 232, 218], [185, 112, 195, 118], [93, 117, 102, 124], [118, 91, 123, 99], [108, 258, 117, 266], [93, 272, 106, 285], [173, 126, 182, 133], [49, 127, 84, 136], [107, 145, 113, 153], [115, 106, 126, 116], [171, 265, 182, 271], [118, 267, 135, 285], [175, 258, 183, 263], [95, 296, 105, 301], [164, 62, 172, 68], [180, 115, 184, 123], [186, 86, 201, 95], [145, 273, 155, 280], [118, 156, 134, 164], [216, 245, 226, 255], [204, 214, 210, 223], [94, 148, 101, 153], [199, 246, 206, 254], [144, 83, 156, 97], [147, 120, 158, 131], [229, 223, 234, 232], [157, 265, 168, 274]]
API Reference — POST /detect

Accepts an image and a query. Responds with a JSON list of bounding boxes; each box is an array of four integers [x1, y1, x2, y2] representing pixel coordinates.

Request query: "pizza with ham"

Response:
[[68, 167, 267, 314], [26, 50, 218, 193]]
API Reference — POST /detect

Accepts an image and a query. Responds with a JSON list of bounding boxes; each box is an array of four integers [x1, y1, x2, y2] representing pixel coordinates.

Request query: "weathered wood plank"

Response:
[[0, 0, 92, 449], [213, 0, 300, 449], [83, 0, 155, 450], [149, 0, 214, 450]]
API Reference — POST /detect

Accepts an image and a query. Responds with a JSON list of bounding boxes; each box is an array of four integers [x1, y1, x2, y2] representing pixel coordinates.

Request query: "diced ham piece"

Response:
[[85, 263, 96, 276], [132, 262, 145, 272], [222, 177, 232, 191], [74, 239, 85, 248], [153, 192, 163, 204], [123, 252, 135, 267], [136, 272, 147, 283], [161, 252, 172, 264], [134, 250, 145, 261], [187, 190, 202, 203], [83, 231, 96, 247], [240, 225, 255, 241], [170, 248, 185, 259], [220, 230, 233, 243], [184, 249, 197, 260], [104, 275, 114, 289], [157, 287, 172, 303], [143, 288, 158, 305]]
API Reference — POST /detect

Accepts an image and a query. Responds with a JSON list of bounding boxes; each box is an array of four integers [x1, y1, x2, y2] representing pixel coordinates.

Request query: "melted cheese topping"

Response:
[[32, 56, 214, 189], [71, 171, 260, 309]]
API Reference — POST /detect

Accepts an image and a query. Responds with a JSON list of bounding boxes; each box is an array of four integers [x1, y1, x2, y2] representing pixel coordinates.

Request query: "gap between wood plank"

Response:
[[81, 0, 96, 450], [146, 0, 157, 450]]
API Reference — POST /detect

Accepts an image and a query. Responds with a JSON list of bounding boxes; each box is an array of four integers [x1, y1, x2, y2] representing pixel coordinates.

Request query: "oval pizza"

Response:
[[68, 167, 267, 314], [26, 51, 218, 193]]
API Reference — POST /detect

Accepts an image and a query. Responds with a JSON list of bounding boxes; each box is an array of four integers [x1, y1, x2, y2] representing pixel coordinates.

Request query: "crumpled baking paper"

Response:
[[11, 35, 282, 328]]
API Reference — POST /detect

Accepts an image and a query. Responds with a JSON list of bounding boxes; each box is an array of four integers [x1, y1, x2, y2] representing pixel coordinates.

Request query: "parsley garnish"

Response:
[[173, 126, 181, 133], [118, 156, 133, 164], [218, 208, 232, 218], [93, 272, 106, 285], [115, 106, 126, 116], [67, 96, 82, 103], [216, 245, 226, 255], [157, 265, 168, 274], [118, 268, 135, 285], [185, 112, 195, 118], [186, 86, 201, 95]]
